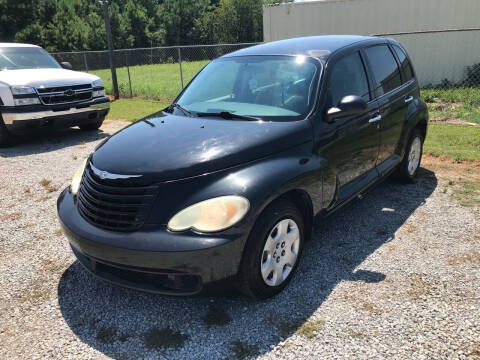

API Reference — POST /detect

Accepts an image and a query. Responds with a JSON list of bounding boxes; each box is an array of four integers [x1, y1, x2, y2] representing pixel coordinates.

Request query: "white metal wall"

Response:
[[263, 0, 480, 86]]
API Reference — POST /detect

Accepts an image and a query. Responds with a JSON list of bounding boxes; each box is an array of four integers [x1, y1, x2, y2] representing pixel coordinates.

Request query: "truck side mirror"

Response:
[[60, 62, 73, 70]]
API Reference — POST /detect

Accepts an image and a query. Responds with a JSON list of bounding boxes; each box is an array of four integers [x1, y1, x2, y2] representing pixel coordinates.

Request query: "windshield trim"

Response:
[[171, 54, 324, 122]]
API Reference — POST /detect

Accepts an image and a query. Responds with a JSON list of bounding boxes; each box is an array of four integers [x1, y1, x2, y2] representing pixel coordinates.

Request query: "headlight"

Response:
[[71, 158, 88, 196], [168, 196, 249, 232], [11, 86, 40, 105], [92, 79, 105, 98], [11, 86, 36, 95]]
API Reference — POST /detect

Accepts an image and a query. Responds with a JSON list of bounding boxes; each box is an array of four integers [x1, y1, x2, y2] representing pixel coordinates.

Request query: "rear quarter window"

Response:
[[392, 44, 414, 83], [364, 45, 402, 96]]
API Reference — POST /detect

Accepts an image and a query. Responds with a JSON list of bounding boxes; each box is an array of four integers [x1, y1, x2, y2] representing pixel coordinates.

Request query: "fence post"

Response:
[[83, 52, 89, 72], [126, 52, 133, 98], [178, 47, 184, 90]]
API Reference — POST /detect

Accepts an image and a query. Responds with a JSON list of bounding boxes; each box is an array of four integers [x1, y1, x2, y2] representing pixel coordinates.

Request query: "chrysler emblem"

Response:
[[90, 164, 142, 180]]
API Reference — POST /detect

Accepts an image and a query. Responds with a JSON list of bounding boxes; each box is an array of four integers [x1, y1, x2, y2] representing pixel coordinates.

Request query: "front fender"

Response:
[[147, 142, 325, 228]]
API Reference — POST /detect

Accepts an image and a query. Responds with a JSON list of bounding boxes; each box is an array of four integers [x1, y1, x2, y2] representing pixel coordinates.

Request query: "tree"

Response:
[[0, 0, 265, 51]]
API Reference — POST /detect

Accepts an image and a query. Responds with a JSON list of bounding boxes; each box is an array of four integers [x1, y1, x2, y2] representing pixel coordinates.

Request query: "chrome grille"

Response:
[[77, 166, 158, 232], [36, 84, 92, 105]]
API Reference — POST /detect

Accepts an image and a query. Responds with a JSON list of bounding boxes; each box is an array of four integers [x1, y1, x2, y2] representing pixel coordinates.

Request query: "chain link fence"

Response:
[[52, 32, 480, 124], [52, 43, 259, 102]]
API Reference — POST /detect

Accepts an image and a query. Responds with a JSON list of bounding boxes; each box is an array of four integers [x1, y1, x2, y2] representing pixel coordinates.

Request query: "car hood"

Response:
[[0, 68, 99, 87], [91, 111, 312, 183]]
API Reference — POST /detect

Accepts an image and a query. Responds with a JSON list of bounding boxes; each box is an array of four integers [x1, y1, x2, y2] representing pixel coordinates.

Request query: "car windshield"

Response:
[[176, 55, 321, 121], [0, 47, 61, 70]]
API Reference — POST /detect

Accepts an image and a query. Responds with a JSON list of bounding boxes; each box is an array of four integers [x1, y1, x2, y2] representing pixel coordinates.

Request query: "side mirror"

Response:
[[327, 95, 367, 122], [60, 61, 73, 70]]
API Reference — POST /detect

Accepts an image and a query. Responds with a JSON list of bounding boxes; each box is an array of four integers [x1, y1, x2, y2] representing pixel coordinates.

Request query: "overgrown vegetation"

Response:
[[421, 87, 480, 124], [0, 0, 263, 52]]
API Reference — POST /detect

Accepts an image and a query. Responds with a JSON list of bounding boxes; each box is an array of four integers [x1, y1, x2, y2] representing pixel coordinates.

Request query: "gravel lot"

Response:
[[1, 121, 479, 360]]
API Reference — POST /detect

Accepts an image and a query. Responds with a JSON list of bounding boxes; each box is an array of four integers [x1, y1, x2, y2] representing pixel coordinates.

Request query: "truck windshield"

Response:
[[0, 47, 61, 70], [176, 55, 321, 121]]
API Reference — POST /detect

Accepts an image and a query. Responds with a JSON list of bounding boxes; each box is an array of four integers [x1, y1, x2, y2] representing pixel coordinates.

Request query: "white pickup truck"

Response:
[[0, 43, 110, 146]]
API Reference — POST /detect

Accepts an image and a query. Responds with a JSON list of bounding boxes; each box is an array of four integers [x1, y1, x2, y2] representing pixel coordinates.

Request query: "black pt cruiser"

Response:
[[58, 35, 428, 299]]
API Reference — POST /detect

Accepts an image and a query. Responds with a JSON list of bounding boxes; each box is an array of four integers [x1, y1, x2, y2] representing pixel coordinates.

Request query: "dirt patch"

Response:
[[407, 274, 434, 300], [447, 252, 480, 266]]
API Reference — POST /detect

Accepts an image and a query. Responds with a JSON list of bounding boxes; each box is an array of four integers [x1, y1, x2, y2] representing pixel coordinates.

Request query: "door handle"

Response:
[[368, 115, 382, 123], [405, 96, 414, 103]]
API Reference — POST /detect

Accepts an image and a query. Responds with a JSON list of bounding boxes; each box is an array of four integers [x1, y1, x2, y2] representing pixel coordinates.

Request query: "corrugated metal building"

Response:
[[263, 0, 480, 86]]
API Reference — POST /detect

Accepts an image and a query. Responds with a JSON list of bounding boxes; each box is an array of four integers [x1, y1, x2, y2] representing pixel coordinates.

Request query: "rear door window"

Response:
[[328, 51, 370, 107], [364, 45, 402, 96], [392, 44, 414, 83]]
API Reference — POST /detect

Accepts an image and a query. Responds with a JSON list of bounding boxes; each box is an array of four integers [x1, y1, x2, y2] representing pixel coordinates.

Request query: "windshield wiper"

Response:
[[168, 103, 192, 117], [196, 111, 261, 121]]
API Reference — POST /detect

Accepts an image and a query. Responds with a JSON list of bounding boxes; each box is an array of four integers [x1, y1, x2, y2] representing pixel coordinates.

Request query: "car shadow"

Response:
[[57, 168, 437, 359], [0, 127, 109, 158]]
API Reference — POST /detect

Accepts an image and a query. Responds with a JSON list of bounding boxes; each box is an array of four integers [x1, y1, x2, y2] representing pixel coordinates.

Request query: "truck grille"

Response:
[[77, 165, 158, 232], [36, 84, 92, 105]]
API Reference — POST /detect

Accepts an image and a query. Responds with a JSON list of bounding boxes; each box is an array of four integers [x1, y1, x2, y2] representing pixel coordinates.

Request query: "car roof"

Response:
[[0, 43, 40, 48], [223, 35, 385, 60]]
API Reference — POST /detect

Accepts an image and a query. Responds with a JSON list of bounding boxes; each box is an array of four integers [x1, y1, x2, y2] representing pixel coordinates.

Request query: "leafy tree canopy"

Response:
[[0, 0, 264, 52]]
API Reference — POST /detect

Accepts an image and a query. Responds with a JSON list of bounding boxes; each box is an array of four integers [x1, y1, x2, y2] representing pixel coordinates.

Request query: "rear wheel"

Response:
[[236, 199, 304, 299], [79, 116, 105, 131], [397, 128, 423, 182]]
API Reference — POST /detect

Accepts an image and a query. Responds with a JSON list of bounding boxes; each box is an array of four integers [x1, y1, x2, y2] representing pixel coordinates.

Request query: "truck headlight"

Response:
[[92, 79, 105, 98], [11, 86, 41, 105], [71, 158, 88, 196], [11, 86, 36, 95], [168, 196, 249, 232]]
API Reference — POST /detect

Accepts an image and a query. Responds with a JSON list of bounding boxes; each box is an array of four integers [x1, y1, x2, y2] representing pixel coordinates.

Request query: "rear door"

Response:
[[363, 44, 409, 175]]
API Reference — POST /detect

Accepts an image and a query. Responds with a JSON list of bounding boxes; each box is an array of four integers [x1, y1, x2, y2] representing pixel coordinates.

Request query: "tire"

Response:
[[236, 199, 304, 299], [79, 116, 105, 131], [397, 128, 424, 182], [0, 115, 18, 147]]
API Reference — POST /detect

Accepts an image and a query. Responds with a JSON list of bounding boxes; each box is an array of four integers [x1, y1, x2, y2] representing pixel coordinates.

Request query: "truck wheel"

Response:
[[397, 128, 424, 182], [0, 117, 18, 147], [236, 199, 304, 299], [79, 116, 105, 131]]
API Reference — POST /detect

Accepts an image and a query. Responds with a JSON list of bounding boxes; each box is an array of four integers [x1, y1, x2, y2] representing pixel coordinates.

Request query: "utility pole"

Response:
[[99, 0, 119, 99]]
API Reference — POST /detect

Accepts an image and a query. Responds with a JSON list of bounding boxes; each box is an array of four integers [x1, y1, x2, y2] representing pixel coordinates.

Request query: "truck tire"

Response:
[[0, 115, 17, 147], [79, 116, 105, 131]]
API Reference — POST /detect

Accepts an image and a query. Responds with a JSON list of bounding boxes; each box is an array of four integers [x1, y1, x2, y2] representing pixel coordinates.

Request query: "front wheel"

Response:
[[236, 199, 304, 299], [0, 116, 18, 147], [397, 128, 424, 182], [79, 116, 105, 131]]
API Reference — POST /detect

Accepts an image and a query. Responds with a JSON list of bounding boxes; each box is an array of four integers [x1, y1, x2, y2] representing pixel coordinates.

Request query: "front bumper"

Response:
[[1, 97, 110, 130], [57, 189, 247, 295]]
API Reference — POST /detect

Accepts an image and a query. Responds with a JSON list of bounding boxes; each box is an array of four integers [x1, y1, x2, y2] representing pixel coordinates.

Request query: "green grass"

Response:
[[92, 60, 209, 101], [421, 87, 480, 124], [106, 99, 169, 122], [424, 124, 480, 161]]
